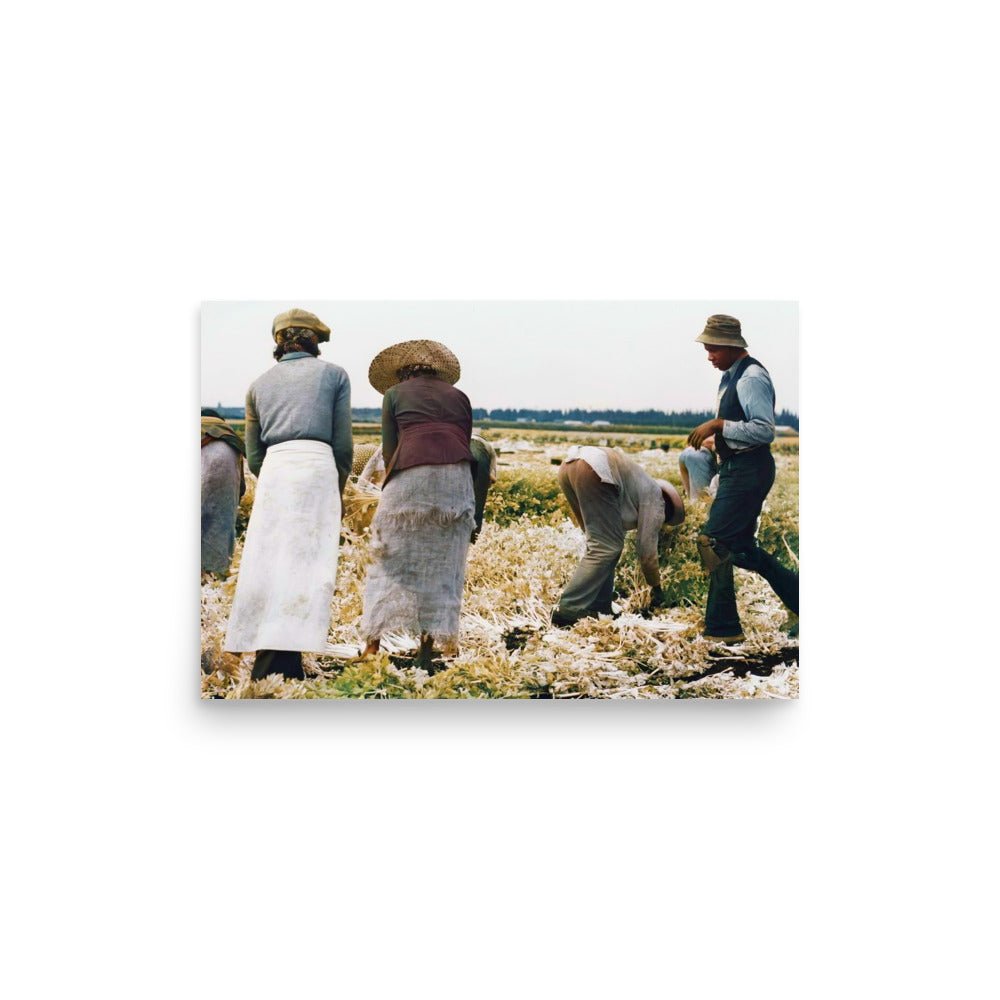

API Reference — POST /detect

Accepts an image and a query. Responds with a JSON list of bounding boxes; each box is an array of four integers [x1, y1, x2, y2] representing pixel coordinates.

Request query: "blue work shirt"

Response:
[[716, 357, 776, 450]]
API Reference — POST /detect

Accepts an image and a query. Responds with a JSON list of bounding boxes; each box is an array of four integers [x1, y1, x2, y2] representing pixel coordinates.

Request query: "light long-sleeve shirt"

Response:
[[245, 352, 353, 487], [716, 360, 776, 450]]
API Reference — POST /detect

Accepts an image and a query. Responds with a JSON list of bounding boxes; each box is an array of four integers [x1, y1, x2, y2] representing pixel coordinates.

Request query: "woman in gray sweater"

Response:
[[224, 308, 353, 680]]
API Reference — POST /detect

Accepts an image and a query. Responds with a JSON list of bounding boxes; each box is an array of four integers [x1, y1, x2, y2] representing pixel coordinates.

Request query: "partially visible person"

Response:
[[224, 308, 353, 680], [356, 444, 386, 486], [468, 434, 498, 542], [360, 340, 475, 669], [686, 314, 798, 642], [552, 446, 684, 627], [352, 442, 381, 478], [200, 408, 246, 575], [677, 435, 718, 501]]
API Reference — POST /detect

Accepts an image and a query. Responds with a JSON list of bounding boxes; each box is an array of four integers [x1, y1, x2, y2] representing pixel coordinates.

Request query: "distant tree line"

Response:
[[351, 407, 493, 422], [481, 408, 799, 429], [213, 405, 798, 430]]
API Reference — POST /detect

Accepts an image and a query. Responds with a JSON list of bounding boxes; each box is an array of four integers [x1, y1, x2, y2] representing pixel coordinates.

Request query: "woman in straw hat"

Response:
[[355, 433, 497, 538], [360, 340, 476, 669], [224, 308, 353, 680]]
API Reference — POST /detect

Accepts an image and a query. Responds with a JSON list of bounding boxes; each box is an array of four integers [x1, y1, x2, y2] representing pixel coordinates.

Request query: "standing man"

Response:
[[687, 314, 798, 642], [552, 446, 684, 627]]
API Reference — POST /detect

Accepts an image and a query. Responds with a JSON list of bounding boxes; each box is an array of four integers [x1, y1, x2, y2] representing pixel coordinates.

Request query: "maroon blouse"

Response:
[[381, 375, 473, 481]]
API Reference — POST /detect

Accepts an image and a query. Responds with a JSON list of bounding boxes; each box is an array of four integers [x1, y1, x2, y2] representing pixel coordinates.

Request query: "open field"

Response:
[[225, 420, 800, 454], [201, 428, 799, 699]]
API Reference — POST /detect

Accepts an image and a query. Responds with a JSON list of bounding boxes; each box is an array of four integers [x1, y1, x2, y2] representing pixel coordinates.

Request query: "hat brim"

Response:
[[656, 479, 686, 526], [694, 331, 748, 349], [272, 308, 331, 342], [368, 340, 461, 394]]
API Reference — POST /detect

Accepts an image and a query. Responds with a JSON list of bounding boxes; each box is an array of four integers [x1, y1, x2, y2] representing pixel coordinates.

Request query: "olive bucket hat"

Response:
[[368, 339, 461, 394], [271, 308, 331, 343], [694, 314, 748, 349]]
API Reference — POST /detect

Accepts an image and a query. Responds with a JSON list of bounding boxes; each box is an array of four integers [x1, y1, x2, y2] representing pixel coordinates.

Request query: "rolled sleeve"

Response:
[[381, 389, 399, 463], [244, 390, 265, 477], [330, 371, 353, 492], [636, 498, 664, 588], [723, 373, 776, 448]]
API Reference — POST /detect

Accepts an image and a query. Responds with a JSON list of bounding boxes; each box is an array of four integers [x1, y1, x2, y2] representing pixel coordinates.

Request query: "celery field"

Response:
[[201, 428, 799, 699]]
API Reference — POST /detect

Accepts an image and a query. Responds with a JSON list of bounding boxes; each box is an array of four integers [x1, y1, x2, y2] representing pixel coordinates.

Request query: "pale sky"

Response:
[[201, 301, 798, 414]]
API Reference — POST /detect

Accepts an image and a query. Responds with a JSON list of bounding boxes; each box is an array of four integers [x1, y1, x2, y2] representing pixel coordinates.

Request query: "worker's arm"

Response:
[[381, 388, 399, 468], [687, 417, 724, 450], [636, 497, 664, 595], [330, 369, 353, 500], [724, 369, 776, 447], [244, 389, 265, 477]]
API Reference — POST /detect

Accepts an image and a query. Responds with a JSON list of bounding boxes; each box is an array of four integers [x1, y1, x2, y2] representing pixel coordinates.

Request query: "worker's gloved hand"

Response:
[[649, 585, 667, 610], [470, 528, 480, 544]]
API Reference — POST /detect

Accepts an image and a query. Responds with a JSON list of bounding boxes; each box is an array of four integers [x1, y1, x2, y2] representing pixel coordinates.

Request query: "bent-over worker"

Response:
[[200, 407, 246, 576], [553, 445, 684, 627]]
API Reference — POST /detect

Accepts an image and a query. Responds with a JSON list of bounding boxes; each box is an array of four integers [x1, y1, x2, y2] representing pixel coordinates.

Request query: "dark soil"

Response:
[[685, 644, 799, 682], [503, 627, 536, 651]]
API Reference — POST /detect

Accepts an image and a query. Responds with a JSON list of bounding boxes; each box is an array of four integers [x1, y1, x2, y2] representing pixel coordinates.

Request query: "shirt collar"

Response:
[[719, 354, 747, 386], [279, 351, 312, 362]]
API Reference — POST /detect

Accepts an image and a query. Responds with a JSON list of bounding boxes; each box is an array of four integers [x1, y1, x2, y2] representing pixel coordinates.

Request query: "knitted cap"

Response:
[[272, 308, 331, 343]]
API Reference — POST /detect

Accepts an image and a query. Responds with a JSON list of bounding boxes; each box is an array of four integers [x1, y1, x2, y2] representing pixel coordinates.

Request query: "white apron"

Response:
[[224, 440, 341, 653]]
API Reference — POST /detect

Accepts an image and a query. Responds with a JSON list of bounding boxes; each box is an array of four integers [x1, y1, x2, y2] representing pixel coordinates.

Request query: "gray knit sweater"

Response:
[[245, 353, 353, 488]]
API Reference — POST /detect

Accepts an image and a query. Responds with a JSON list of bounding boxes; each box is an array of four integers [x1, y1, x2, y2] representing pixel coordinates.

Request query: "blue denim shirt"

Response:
[[716, 358, 776, 450]]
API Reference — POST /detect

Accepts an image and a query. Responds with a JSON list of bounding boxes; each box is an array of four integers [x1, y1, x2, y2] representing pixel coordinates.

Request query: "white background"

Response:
[[2, 2, 996, 998]]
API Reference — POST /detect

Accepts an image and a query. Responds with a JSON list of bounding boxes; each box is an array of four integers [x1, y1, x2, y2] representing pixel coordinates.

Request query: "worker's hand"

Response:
[[470, 528, 480, 544], [688, 419, 722, 450], [649, 585, 667, 610]]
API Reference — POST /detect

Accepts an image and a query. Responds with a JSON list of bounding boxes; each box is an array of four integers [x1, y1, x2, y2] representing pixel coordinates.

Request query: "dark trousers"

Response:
[[252, 649, 304, 681], [702, 449, 798, 635]]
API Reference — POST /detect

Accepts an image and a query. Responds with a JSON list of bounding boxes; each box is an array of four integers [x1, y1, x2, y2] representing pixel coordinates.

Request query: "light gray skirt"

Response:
[[201, 440, 242, 575], [361, 462, 475, 648]]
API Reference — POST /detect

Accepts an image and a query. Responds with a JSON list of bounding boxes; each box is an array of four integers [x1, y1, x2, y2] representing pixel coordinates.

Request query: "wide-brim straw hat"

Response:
[[368, 339, 461, 394], [694, 313, 748, 349], [272, 308, 331, 343], [656, 479, 686, 526]]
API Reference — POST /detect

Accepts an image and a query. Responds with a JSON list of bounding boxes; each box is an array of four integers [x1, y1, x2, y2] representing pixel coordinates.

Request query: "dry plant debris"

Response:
[[202, 432, 798, 699]]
